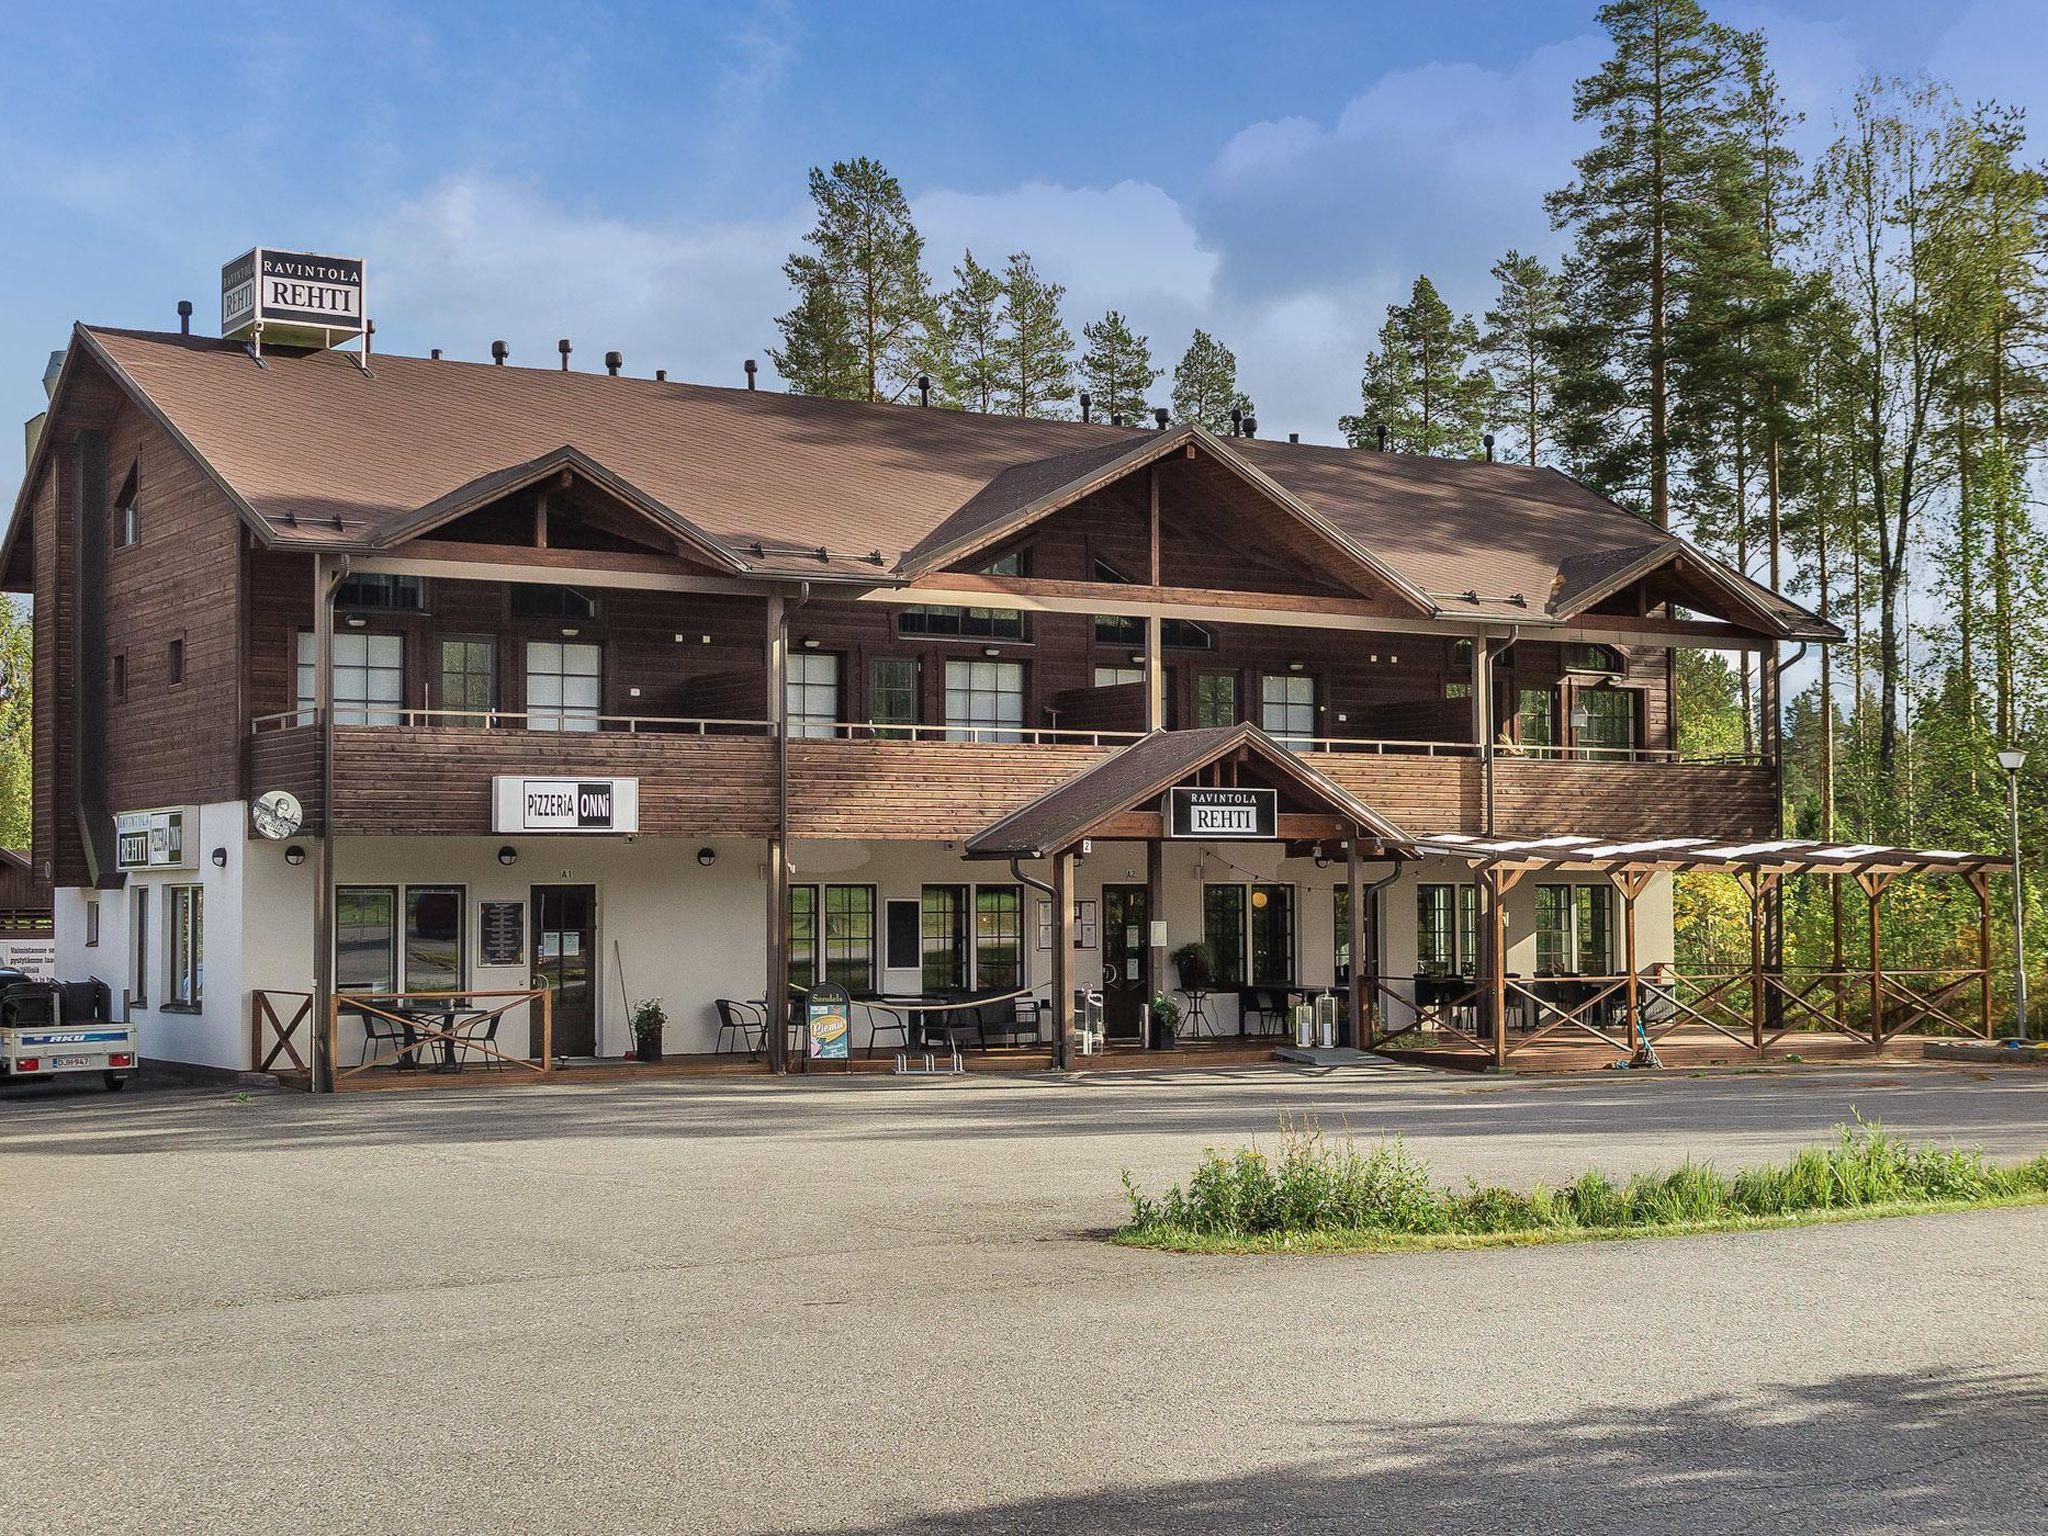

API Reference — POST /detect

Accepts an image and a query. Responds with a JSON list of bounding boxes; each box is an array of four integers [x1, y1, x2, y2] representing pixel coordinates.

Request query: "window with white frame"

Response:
[[167, 884, 202, 1007], [786, 652, 841, 739], [943, 658, 1025, 742], [1260, 672, 1315, 747], [1417, 883, 1479, 977], [1093, 665, 1144, 689], [298, 631, 404, 726], [526, 640, 603, 731]]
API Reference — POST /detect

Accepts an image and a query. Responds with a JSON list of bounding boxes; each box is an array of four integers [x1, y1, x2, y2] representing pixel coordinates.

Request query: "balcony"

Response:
[[247, 713, 1778, 843]]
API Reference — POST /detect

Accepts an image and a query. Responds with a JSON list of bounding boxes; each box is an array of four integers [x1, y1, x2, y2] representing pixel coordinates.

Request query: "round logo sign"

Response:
[[251, 789, 305, 840]]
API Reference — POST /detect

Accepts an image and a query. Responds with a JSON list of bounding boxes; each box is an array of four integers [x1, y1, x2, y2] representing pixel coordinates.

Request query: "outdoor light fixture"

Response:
[[210, 847, 227, 867], [283, 845, 306, 866], [1312, 847, 1329, 870], [983, 646, 1002, 658], [1287, 660, 1304, 672], [497, 846, 519, 866], [1128, 654, 1144, 666], [344, 615, 367, 629], [696, 847, 716, 867], [561, 626, 580, 638], [1998, 748, 2029, 1038], [801, 636, 820, 650]]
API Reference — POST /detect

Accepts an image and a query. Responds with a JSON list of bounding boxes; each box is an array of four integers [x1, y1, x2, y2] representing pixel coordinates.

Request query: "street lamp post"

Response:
[[1997, 748, 2028, 1039]]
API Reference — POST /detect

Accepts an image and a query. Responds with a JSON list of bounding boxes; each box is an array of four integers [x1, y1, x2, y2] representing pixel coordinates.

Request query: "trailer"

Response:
[[0, 974, 135, 1092]]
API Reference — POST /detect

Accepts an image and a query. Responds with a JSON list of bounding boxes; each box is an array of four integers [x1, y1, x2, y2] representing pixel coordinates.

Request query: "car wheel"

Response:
[[102, 1072, 127, 1092]]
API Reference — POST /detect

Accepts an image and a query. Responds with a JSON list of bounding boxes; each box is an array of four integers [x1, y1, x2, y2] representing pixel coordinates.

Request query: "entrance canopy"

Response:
[[963, 722, 1414, 860], [1412, 833, 2005, 879]]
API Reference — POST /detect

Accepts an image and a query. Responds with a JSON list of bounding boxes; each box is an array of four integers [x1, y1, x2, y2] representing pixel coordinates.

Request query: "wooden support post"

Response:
[[1146, 837, 1165, 1048], [1347, 835, 1367, 1050], [1972, 871, 1994, 1040], [1145, 466, 1165, 733], [1610, 868, 1653, 1057], [1857, 871, 1894, 1054], [1744, 871, 1766, 1055], [1052, 851, 1076, 1068], [1485, 866, 1521, 1070], [764, 591, 788, 1074]]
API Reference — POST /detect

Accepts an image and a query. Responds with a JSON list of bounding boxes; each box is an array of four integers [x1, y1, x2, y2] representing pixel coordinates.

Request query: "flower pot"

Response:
[[635, 1030, 663, 1063]]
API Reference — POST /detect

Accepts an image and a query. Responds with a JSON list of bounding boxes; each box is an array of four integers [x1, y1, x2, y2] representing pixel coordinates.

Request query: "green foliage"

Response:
[[1120, 1116, 2048, 1249], [1479, 250, 1565, 466], [996, 252, 1075, 418], [1341, 275, 1489, 456], [629, 998, 667, 1047], [0, 598, 26, 852], [1079, 309, 1160, 426], [942, 249, 1005, 413], [1171, 329, 1251, 432]]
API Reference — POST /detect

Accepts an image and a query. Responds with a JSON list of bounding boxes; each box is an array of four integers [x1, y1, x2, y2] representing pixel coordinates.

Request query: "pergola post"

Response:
[[1146, 838, 1165, 1048], [1484, 865, 1521, 1070], [1052, 850, 1076, 1068], [1859, 871, 1894, 1054], [1742, 870, 1766, 1055], [1972, 871, 1994, 1040], [1610, 868, 1653, 1058], [764, 590, 788, 1074]]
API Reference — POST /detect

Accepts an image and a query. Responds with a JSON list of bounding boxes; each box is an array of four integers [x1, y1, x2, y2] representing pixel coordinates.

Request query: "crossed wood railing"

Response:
[[251, 990, 314, 1073], [330, 988, 552, 1087]]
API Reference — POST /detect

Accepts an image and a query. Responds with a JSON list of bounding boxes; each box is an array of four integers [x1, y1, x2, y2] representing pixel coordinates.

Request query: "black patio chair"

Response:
[[715, 998, 766, 1059]]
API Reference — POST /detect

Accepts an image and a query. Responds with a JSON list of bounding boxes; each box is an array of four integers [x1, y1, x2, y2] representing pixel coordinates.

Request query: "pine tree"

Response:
[[1079, 310, 1160, 425], [1342, 275, 1489, 455], [1546, 0, 1745, 526], [1479, 251, 1565, 465], [943, 250, 1005, 413], [768, 263, 863, 400], [996, 253, 1075, 418], [769, 157, 936, 403], [1171, 330, 1252, 432]]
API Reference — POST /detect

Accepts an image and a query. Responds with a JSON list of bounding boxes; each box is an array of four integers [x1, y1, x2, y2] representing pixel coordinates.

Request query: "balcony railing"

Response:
[[251, 708, 773, 735]]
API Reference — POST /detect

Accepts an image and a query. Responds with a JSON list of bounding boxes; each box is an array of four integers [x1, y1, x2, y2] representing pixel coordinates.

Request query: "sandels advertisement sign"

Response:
[[491, 777, 639, 834], [221, 248, 365, 345]]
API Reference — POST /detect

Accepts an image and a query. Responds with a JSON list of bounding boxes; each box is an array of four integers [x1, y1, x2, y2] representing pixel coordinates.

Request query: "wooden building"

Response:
[[5, 319, 1863, 1080]]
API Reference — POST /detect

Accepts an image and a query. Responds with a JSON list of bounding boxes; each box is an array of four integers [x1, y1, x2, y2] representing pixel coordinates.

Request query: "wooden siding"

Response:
[[1309, 754, 1482, 830], [786, 740, 1113, 840], [1491, 757, 1778, 840], [246, 725, 324, 834]]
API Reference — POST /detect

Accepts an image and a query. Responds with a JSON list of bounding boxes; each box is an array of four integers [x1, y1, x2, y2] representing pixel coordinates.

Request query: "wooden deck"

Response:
[[1379, 1024, 1973, 1075]]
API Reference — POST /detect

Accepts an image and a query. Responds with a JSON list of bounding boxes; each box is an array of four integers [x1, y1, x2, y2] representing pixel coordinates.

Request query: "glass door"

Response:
[[1100, 884, 1149, 1042]]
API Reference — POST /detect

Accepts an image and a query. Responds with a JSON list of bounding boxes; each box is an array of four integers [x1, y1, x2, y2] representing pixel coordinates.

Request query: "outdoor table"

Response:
[[396, 1001, 483, 1073]]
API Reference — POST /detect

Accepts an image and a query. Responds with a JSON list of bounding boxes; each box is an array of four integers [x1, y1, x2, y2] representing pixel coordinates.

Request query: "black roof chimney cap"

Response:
[[176, 299, 193, 336], [604, 350, 622, 376], [430, 347, 443, 360], [1154, 407, 1170, 429], [491, 340, 509, 364]]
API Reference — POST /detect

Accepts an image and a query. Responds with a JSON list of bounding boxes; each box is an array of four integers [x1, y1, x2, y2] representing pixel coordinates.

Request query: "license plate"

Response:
[[51, 1054, 92, 1069]]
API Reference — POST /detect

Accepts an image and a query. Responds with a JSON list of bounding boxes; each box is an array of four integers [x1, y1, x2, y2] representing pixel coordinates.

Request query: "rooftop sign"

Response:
[[221, 249, 365, 348]]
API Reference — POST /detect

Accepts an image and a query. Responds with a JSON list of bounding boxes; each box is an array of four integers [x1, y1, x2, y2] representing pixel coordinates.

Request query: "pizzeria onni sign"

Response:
[[491, 777, 640, 834]]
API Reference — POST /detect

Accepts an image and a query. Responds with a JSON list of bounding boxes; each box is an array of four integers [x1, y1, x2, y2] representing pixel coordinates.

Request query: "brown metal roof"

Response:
[[963, 723, 1414, 859], [40, 326, 1837, 635]]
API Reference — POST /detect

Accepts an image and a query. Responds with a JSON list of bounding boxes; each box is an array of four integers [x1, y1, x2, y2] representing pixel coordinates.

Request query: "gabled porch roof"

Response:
[[962, 723, 1414, 860]]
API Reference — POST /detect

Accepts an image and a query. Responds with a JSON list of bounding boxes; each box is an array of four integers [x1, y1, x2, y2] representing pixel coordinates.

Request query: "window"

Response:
[[113, 464, 140, 547], [166, 635, 186, 687], [1202, 885, 1247, 988], [1089, 561, 1212, 648], [896, 605, 1026, 641], [1516, 686, 1557, 749], [868, 657, 919, 737], [1194, 671, 1237, 728], [299, 631, 405, 726], [112, 651, 127, 702], [336, 887, 398, 993], [974, 885, 1023, 991], [943, 658, 1025, 742], [1417, 884, 1479, 977], [788, 886, 819, 991], [404, 886, 464, 993], [336, 573, 423, 612], [510, 584, 598, 622], [1535, 885, 1572, 976], [1093, 665, 1144, 689], [85, 898, 100, 948], [526, 640, 602, 731], [1249, 884, 1295, 985], [920, 884, 968, 992], [167, 884, 202, 1007], [1535, 884, 1613, 975], [1575, 886, 1612, 976], [1565, 643, 1623, 675], [1334, 885, 1366, 985], [1574, 687, 1638, 758], [786, 652, 841, 739], [824, 885, 876, 992], [984, 552, 1025, 577], [129, 886, 148, 1006], [438, 638, 495, 721], [1260, 672, 1315, 746]]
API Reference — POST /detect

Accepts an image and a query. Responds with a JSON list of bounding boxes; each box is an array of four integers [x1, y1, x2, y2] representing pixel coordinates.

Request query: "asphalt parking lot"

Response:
[[2, 1063, 2043, 1534]]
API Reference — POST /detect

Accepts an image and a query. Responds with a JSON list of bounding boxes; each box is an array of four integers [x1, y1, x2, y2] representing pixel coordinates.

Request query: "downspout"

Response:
[[1355, 860, 1402, 1047], [1011, 855, 1058, 1036], [311, 554, 348, 1093]]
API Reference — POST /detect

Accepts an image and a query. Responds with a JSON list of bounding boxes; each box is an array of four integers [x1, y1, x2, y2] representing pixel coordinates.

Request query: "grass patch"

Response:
[[1115, 1114, 2048, 1255]]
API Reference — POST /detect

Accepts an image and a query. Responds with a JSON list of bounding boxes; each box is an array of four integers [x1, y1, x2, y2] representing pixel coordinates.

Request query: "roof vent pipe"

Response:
[[1288, 432, 1299, 443], [1241, 414, 1257, 439], [176, 300, 192, 336], [655, 368, 667, 382], [1229, 405, 1243, 437], [557, 339, 572, 371], [1079, 390, 1091, 424], [604, 350, 622, 376], [430, 347, 442, 360], [1483, 431, 1495, 463], [744, 358, 758, 390], [1154, 407, 1169, 431], [918, 374, 930, 407], [1111, 413, 1124, 427], [1377, 423, 1388, 452], [491, 340, 509, 365]]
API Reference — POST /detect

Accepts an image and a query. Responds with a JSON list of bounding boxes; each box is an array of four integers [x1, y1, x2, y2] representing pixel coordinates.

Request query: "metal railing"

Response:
[[251, 707, 774, 736], [823, 721, 1145, 747]]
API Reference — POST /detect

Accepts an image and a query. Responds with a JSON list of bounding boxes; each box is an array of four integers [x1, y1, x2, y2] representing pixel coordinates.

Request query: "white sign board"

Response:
[[491, 777, 639, 834], [115, 807, 196, 871], [222, 248, 365, 347], [0, 940, 55, 979]]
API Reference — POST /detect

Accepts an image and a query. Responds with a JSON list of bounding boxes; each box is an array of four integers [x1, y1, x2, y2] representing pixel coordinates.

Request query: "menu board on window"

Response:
[[480, 902, 525, 967]]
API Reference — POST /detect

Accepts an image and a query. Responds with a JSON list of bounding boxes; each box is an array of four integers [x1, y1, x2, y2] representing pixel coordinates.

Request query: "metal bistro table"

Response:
[[396, 999, 489, 1074]]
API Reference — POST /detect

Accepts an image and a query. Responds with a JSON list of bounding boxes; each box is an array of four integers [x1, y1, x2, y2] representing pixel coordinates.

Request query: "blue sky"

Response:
[[5, 0, 2047, 501]]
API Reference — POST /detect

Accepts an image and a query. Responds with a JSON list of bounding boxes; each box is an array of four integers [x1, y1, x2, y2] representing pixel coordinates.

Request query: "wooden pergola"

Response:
[[1388, 833, 2008, 1070]]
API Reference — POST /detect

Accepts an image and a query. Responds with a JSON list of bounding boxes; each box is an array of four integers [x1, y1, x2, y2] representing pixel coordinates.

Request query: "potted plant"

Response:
[[630, 998, 667, 1063], [1148, 992, 1182, 1050]]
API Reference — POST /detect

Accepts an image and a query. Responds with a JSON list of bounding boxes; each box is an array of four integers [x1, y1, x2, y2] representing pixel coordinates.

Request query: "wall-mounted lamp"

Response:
[[1128, 654, 1144, 666], [283, 845, 306, 867], [1287, 660, 1305, 672], [982, 646, 1002, 658], [1311, 846, 1329, 870], [696, 847, 716, 867], [497, 846, 519, 866], [344, 615, 367, 629], [210, 847, 228, 868], [801, 636, 821, 650], [561, 626, 580, 639]]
